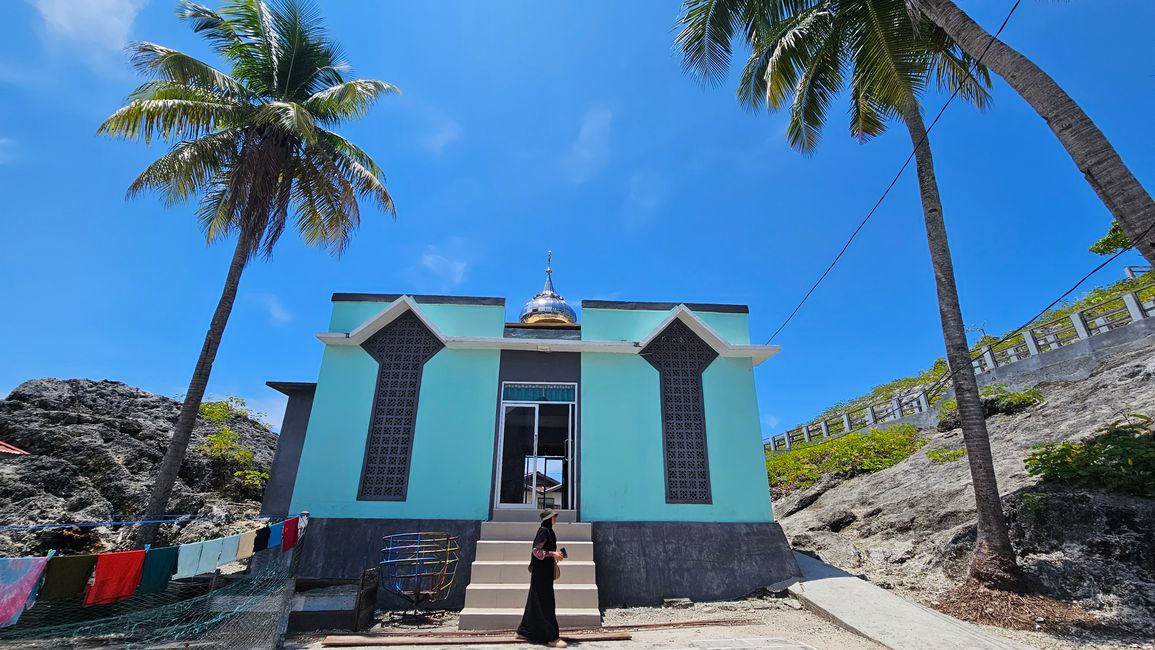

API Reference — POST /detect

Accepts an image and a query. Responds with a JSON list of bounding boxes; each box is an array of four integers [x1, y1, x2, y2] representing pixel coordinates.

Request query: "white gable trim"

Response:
[[315, 301, 779, 366]]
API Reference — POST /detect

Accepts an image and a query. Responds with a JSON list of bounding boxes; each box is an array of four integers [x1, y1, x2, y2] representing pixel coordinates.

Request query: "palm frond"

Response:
[[304, 79, 399, 124], [126, 129, 240, 204], [676, 0, 748, 86], [128, 42, 252, 100], [783, 14, 845, 153], [98, 98, 245, 144], [253, 101, 318, 143]]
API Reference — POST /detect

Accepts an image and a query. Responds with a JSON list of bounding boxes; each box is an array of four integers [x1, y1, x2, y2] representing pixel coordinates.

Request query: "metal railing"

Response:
[[766, 279, 1155, 453]]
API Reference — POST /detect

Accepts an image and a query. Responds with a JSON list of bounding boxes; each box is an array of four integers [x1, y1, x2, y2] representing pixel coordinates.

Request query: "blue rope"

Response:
[[0, 513, 300, 533]]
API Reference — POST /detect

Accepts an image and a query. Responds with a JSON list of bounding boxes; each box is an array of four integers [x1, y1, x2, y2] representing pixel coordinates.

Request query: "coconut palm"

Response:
[[676, 0, 1023, 589], [99, 0, 397, 543], [905, 0, 1154, 264]]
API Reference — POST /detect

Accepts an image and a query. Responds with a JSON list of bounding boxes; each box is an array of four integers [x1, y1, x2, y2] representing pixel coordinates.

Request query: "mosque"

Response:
[[261, 254, 799, 627]]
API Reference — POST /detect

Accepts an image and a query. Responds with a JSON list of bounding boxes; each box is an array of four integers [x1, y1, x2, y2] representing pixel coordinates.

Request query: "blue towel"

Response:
[[173, 542, 203, 579], [268, 522, 283, 549], [195, 538, 224, 575], [218, 535, 241, 565]]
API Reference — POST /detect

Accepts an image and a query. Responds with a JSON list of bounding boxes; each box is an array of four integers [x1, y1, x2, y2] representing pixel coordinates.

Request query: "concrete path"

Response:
[[787, 552, 1035, 650]]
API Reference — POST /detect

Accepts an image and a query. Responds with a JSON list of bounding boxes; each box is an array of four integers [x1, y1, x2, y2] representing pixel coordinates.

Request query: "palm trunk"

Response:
[[910, 0, 1155, 264], [901, 100, 1024, 591], [137, 236, 250, 546]]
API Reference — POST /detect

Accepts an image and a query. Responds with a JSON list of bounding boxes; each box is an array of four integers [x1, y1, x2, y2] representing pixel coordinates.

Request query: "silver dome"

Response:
[[519, 251, 577, 324]]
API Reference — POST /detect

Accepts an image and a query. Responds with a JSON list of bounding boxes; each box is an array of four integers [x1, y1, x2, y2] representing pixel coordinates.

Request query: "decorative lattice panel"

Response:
[[358, 310, 444, 500], [640, 319, 718, 504]]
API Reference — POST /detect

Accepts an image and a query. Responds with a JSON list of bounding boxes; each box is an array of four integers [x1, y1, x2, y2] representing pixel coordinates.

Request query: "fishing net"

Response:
[[0, 546, 299, 649]]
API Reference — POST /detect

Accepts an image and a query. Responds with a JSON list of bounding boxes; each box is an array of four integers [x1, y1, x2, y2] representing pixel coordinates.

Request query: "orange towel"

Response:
[[84, 551, 145, 607]]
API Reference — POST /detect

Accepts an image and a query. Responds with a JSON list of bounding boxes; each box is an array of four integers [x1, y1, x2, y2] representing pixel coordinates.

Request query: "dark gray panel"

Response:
[[592, 522, 799, 607], [359, 311, 444, 501], [296, 517, 481, 609], [332, 293, 505, 306], [261, 383, 316, 517], [641, 320, 717, 504], [503, 326, 582, 340], [581, 300, 748, 314]]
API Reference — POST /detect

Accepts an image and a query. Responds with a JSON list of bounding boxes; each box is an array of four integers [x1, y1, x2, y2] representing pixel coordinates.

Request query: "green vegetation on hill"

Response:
[[766, 425, 925, 497], [803, 271, 1152, 428], [1026, 414, 1155, 497], [196, 397, 270, 499]]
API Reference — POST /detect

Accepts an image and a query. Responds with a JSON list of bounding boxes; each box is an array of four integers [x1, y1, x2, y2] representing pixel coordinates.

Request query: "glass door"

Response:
[[498, 404, 538, 507]]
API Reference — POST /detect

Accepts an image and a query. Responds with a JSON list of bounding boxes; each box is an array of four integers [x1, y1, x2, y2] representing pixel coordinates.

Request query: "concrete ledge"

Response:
[[788, 553, 1032, 650], [591, 521, 799, 608]]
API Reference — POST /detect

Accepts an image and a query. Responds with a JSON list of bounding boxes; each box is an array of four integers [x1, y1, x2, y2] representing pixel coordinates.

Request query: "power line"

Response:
[[765, 0, 1024, 344]]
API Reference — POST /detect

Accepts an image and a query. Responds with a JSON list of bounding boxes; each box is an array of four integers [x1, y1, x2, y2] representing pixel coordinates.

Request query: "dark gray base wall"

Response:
[[298, 518, 481, 610], [591, 521, 799, 608]]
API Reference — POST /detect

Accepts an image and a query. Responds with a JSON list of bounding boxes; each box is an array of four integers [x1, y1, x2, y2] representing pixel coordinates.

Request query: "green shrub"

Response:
[[234, 469, 270, 489], [198, 396, 251, 423], [927, 447, 967, 463], [766, 425, 925, 496], [981, 384, 1044, 414], [1025, 414, 1155, 497], [196, 426, 255, 466]]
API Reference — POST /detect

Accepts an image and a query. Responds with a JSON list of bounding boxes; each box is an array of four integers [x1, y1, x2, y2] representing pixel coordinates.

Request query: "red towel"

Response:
[[282, 517, 299, 551], [84, 550, 145, 607]]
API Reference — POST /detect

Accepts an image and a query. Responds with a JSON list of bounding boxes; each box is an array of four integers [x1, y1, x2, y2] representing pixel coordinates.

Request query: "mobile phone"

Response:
[[560, 547, 568, 558]]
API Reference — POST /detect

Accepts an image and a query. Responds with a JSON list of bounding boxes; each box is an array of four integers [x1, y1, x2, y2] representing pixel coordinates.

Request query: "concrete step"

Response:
[[491, 509, 577, 523], [458, 607, 602, 631], [468, 560, 596, 585], [476, 540, 594, 562], [464, 583, 600, 609], [481, 521, 591, 542]]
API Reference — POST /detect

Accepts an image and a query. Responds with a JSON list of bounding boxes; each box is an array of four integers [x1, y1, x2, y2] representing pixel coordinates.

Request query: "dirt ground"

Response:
[[287, 595, 882, 649]]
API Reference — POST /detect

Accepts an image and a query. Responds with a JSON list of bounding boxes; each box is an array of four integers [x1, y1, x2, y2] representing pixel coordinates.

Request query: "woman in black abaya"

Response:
[[517, 509, 566, 647]]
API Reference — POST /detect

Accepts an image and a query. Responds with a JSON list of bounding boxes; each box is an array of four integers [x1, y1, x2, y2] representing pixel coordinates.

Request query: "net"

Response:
[[0, 545, 299, 649]]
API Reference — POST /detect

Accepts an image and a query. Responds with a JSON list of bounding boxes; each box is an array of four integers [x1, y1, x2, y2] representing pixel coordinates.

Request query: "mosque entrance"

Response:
[[495, 382, 576, 511]]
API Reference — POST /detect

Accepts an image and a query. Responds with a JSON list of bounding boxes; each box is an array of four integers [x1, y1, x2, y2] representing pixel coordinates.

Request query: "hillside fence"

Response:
[[767, 277, 1155, 453]]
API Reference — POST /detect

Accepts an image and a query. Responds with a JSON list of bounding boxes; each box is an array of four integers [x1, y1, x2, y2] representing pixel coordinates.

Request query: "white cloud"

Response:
[[260, 295, 292, 326], [561, 106, 613, 184], [0, 139, 13, 165], [421, 252, 467, 289], [32, 0, 147, 53], [421, 120, 461, 155], [622, 170, 668, 232], [763, 414, 781, 430]]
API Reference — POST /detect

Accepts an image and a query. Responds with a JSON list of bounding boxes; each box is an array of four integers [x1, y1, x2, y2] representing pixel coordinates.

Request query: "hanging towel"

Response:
[[137, 546, 180, 594], [253, 526, 271, 552], [268, 522, 284, 550], [84, 550, 145, 607], [0, 556, 50, 627], [236, 530, 257, 560], [39, 555, 96, 600], [281, 517, 299, 551], [195, 538, 224, 575], [218, 535, 241, 565], [173, 541, 203, 579]]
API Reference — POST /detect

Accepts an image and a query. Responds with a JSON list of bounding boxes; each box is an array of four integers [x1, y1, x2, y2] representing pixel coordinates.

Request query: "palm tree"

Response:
[[906, 0, 1155, 264], [99, 0, 397, 544], [676, 0, 1024, 590]]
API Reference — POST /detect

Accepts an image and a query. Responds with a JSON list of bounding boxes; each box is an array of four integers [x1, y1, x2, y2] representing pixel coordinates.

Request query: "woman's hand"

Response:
[[551, 551, 564, 561]]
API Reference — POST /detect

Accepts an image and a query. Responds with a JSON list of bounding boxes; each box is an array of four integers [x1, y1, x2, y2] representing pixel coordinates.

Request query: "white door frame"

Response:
[[494, 381, 577, 511]]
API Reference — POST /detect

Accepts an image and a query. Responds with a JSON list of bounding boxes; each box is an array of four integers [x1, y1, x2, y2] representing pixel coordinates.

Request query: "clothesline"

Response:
[[0, 513, 302, 532], [0, 515, 306, 629]]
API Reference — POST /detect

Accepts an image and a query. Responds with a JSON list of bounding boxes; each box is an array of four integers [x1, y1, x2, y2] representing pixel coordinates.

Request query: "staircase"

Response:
[[458, 510, 602, 630]]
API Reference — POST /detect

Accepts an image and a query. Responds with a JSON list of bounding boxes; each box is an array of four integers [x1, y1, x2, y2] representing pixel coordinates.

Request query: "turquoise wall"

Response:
[[290, 300, 503, 519], [580, 308, 772, 523]]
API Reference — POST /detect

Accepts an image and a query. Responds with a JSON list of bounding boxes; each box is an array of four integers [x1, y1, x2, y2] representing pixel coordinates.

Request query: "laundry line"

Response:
[[0, 512, 303, 532]]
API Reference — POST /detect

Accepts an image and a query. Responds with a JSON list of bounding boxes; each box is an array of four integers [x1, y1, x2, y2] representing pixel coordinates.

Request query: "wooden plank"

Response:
[[322, 632, 631, 646]]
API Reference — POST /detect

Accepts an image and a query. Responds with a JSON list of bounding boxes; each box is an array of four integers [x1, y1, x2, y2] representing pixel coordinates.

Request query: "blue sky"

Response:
[[1, 0, 1152, 436]]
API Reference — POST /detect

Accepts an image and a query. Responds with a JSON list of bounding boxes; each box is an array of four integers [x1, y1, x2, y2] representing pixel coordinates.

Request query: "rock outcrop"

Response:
[[776, 344, 1155, 634], [0, 378, 277, 556]]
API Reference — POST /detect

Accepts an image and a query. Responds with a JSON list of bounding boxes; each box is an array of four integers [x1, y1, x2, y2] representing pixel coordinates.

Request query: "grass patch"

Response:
[[927, 447, 967, 463], [1025, 413, 1154, 497], [767, 425, 925, 497]]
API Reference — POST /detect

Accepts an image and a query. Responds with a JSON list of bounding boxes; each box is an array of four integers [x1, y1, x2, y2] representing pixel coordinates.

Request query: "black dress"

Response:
[[517, 524, 559, 642]]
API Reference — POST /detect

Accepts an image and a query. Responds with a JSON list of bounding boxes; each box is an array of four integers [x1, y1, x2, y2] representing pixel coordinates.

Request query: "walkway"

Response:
[[787, 552, 1034, 650]]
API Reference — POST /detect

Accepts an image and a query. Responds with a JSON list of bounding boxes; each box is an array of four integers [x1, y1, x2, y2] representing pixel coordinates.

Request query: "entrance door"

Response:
[[495, 384, 576, 510]]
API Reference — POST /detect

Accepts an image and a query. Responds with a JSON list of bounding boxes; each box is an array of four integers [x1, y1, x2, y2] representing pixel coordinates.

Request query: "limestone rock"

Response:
[[0, 378, 277, 556], [775, 344, 1155, 634]]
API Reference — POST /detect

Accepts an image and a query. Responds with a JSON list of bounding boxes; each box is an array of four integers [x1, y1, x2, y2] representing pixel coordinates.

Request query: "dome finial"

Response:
[[520, 250, 576, 324]]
